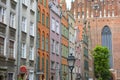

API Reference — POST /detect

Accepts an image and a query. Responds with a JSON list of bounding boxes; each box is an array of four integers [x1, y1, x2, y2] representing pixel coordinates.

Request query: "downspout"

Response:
[[35, 0, 38, 80], [17, 0, 21, 80]]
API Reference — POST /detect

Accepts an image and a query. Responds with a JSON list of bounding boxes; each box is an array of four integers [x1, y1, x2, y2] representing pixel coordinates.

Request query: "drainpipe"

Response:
[[17, 0, 21, 80], [35, 0, 38, 80]]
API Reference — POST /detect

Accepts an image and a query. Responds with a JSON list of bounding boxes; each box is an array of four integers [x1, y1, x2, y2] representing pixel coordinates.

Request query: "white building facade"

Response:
[[0, 0, 37, 80], [16, 0, 37, 80]]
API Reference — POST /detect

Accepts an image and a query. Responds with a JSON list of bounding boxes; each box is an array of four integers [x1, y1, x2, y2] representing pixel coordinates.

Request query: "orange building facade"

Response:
[[37, 0, 50, 80]]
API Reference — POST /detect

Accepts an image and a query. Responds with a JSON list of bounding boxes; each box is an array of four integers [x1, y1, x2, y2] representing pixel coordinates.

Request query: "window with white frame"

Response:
[[9, 40, 14, 58], [22, 0, 27, 5], [22, 17, 27, 32], [56, 21, 59, 34], [10, 12, 15, 28], [21, 43, 26, 58], [112, 10, 114, 17], [30, 22, 34, 36], [0, 37, 4, 55], [29, 72, 34, 80], [29, 46, 34, 60], [30, 0, 34, 10], [51, 18, 55, 31], [0, 7, 6, 23]]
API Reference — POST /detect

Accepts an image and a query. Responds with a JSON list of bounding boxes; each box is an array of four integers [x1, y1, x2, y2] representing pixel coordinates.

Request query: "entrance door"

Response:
[[0, 75, 3, 80]]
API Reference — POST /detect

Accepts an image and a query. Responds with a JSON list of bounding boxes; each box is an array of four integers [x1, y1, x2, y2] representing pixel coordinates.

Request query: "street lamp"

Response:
[[67, 53, 76, 80]]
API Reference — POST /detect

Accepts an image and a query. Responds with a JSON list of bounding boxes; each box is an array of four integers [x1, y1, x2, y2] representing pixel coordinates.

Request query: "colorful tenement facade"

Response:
[[49, 0, 61, 80], [37, 0, 50, 80]]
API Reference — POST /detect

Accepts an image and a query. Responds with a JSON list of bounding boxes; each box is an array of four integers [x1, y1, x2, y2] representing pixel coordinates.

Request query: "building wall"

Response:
[[0, 0, 18, 80], [17, 0, 37, 80], [49, 1, 61, 80], [71, 0, 120, 79], [61, 13, 69, 80], [37, 0, 50, 80], [67, 12, 76, 80], [74, 26, 82, 80]]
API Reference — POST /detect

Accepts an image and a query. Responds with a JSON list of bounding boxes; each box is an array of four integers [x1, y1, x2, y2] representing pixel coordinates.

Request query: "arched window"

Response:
[[101, 26, 113, 68], [42, 32, 45, 50]]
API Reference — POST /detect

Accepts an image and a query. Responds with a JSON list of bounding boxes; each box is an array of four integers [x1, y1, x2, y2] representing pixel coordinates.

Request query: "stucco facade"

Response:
[[37, 0, 50, 80], [49, 0, 61, 80], [61, 3, 69, 79]]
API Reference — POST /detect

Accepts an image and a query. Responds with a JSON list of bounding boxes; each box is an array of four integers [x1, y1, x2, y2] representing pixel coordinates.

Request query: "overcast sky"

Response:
[[66, 0, 74, 9]]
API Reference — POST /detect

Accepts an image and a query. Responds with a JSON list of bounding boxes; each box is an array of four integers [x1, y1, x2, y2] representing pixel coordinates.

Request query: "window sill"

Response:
[[29, 59, 34, 62], [0, 54, 6, 60], [8, 57, 15, 61], [22, 3, 28, 9], [21, 57, 27, 60]]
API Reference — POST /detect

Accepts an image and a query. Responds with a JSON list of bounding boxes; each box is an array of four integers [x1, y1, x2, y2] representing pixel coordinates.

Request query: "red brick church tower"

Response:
[[71, 0, 120, 79]]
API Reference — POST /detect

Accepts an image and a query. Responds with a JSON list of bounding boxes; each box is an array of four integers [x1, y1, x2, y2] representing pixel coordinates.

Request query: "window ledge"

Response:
[[8, 57, 15, 61], [22, 3, 28, 9], [0, 55, 6, 60]]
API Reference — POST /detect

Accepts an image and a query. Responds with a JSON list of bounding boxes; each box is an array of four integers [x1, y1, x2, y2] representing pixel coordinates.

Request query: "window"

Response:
[[22, 17, 27, 32], [56, 63, 59, 80], [84, 60, 89, 70], [78, 12, 80, 19], [9, 40, 14, 58], [21, 43, 26, 58], [37, 56, 40, 71], [46, 37, 48, 52], [29, 46, 34, 60], [52, 18, 55, 31], [56, 62, 59, 69], [8, 73, 13, 80], [44, 0, 47, 7], [0, 37, 4, 55], [42, 33, 45, 50], [42, 13, 45, 25], [30, 22, 34, 36], [0, 7, 6, 23], [40, 0, 42, 3], [46, 16, 49, 27], [10, 12, 15, 28], [42, 58, 44, 72], [29, 72, 34, 80], [56, 42, 59, 55], [102, 26, 113, 68], [37, 11, 40, 22], [53, 41, 56, 53], [84, 47, 88, 58], [46, 59, 48, 80], [30, 0, 34, 10], [37, 31, 40, 48], [22, 0, 27, 5], [56, 21, 59, 34], [112, 10, 114, 17], [51, 61, 54, 69], [51, 39, 54, 53]]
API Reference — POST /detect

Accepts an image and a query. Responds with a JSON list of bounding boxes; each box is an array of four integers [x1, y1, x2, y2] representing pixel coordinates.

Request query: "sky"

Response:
[[66, 0, 74, 9]]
